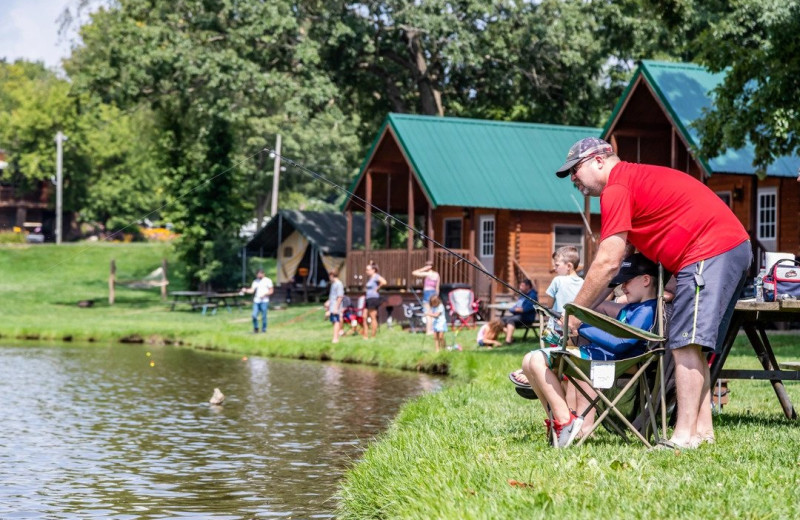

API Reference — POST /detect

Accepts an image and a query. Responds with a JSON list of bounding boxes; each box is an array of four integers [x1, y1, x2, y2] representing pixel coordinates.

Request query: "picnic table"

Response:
[[486, 302, 516, 318], [169, 291, 246, 315], [169, 291, 207, 311], [710, 298, 800, 420]]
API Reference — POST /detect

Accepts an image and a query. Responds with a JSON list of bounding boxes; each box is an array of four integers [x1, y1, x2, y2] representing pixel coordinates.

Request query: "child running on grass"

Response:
[[476, 318, 506, 348], [428, 295, 447, 352]]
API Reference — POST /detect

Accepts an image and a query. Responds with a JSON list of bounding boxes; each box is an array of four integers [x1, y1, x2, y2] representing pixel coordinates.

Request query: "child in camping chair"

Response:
[[518, 253, 658, 448]]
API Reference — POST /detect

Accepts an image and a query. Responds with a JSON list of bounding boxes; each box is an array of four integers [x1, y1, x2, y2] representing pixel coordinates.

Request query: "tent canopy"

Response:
[[245, 210, 366, 257]]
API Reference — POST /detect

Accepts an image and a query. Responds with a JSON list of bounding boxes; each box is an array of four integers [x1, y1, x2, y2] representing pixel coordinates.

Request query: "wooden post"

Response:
[[365, 169, 372, 252], [161, 258, 168, 301], [385, 173, 392, 248], [407, 169, 415, 289], [427, 205, 434, 260], [109, 259, 116, 305], [345, 210, 353, 289]]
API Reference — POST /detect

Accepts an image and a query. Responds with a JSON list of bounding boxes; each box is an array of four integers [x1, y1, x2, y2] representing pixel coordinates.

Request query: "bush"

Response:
[[0, 231, 27, 244]]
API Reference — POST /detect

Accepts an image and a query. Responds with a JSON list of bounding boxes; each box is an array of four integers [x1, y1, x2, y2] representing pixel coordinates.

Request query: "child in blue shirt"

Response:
[[516, 253, 658, 447], [428, 295, 448, 352]]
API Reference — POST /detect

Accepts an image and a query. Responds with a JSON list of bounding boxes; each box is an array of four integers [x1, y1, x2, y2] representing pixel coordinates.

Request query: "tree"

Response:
[[0, 60, 164, 237], [66, 0, 361, 288], [691, 1, 800, 171], [315, 0, 694, 139]]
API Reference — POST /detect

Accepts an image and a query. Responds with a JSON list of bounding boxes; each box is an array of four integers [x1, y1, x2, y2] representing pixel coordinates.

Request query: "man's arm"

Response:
[[539, 294, 554, 308], [568, 232, 628, 332]]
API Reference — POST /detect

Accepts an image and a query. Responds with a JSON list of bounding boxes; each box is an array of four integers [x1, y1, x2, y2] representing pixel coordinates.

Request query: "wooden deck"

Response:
[[346, 248, 478, 291]]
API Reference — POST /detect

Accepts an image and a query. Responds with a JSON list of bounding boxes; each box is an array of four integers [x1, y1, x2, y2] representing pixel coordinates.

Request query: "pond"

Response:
[[0, 343, 441, 518]]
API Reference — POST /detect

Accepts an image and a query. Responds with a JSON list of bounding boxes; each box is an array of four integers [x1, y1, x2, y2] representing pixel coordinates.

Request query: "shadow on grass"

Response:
[[714, 411, 800, 429], [53, 296, 164, 309]]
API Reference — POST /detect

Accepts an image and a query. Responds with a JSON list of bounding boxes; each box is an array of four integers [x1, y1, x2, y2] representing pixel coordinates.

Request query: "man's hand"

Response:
[[567, 315, 583, 336]]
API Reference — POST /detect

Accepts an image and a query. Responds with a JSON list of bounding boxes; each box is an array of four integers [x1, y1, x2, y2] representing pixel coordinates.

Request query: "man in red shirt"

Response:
[[555, 137, 751, 449]]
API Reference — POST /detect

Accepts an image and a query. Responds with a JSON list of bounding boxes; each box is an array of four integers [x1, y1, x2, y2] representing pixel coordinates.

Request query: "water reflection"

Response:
[[0, 344, 441, 518]]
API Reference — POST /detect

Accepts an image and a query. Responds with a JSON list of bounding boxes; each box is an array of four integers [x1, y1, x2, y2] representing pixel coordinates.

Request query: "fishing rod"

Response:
[[266, 148, 560, 320], [570, 193, 597, 245]]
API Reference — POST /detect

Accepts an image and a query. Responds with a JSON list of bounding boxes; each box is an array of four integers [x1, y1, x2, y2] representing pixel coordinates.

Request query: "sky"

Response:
[[0, 0, 88, 70]]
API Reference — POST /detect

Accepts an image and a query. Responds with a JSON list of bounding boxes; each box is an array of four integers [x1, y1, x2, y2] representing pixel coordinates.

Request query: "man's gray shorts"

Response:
[[667, 241, 752, 352]]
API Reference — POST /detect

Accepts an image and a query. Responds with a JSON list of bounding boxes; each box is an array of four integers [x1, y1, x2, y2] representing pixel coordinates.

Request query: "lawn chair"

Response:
[[403, 301, 426, 333], [447, 288, 479, 332], [549, 268, 669, 448], [342, 295, 366, 336]]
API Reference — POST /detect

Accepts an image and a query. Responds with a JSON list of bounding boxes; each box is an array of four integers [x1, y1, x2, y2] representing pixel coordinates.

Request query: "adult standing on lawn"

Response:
[[363, 262, 387, 339], [242, 269, 274, 333], [555, 137, 751, 449]]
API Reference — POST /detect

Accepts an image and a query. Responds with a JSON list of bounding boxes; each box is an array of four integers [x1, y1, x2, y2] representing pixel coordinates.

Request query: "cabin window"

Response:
[[553, 225, 585, 268], [480, 217, 495, 257], [443, 218, 462, 249], [716, 191, 732, 208], [757, 187, 777, 250]]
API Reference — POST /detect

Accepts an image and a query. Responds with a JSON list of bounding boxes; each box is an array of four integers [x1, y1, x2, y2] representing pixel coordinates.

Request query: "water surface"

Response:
[[0, 343, 440, 518]]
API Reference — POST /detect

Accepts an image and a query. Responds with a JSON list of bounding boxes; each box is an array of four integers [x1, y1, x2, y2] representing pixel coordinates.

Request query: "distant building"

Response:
[[0, 148, 52, 236], [341, 114, 602, 302], [604, 60, 800, 269]]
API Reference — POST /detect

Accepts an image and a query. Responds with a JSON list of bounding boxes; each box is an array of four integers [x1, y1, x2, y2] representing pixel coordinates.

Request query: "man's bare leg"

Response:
[[671, 344, 707, 445], [694, 361, 714, 443]]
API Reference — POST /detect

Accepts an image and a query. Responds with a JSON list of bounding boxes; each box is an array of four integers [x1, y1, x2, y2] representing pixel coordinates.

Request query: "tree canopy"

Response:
[[692, 1, 800, 171], [6, 0, 794, 286]]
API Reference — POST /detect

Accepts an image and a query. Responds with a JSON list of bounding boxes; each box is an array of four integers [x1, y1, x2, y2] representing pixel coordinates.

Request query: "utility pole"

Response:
[[270, 134, 281, 217], [55, 131, 68, 244]]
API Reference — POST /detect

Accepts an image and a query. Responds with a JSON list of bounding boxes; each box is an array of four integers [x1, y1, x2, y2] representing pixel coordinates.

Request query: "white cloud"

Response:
[[0, 0, 75, 69]]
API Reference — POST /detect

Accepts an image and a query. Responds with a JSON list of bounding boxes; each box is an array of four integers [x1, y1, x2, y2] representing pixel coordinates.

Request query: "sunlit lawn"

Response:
[[3, 242, 800, 518]]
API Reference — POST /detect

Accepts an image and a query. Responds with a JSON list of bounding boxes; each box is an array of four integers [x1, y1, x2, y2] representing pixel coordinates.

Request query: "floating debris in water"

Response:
[[209, 388, 225, 405]]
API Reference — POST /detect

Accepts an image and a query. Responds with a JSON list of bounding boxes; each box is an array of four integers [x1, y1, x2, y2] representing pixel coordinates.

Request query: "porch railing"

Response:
[[346, 248, 476, 291]]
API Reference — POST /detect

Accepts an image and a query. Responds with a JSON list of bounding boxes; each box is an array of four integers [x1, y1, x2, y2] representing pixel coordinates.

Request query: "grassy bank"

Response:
[[3, 243, 800, 518]]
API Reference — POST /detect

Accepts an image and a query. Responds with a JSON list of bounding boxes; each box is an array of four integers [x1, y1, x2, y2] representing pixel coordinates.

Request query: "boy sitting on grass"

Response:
[[519, 253, 659, 448]]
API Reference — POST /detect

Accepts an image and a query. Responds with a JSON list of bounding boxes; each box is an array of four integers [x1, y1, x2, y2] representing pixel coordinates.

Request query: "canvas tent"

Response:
[[245, 210, 366, 286]]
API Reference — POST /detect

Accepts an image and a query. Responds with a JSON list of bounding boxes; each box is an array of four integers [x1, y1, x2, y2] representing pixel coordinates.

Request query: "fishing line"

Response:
[[267, 148, 559, 319], [43, 149, 265, 274]]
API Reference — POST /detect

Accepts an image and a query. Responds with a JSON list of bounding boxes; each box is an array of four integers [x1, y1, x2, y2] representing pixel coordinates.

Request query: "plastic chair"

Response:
[[447, 288, 479, 332], [549, 269, 669, 448]]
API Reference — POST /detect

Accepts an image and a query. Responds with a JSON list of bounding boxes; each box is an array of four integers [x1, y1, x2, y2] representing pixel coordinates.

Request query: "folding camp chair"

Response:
[[342, 295, 366, 336], [549, 268, 669, 449], [447, 288, 479, 332], [402, 301, 426, 333]]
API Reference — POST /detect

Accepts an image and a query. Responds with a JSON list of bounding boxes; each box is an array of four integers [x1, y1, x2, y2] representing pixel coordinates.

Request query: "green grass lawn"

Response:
[[2, 243, 800, 518]]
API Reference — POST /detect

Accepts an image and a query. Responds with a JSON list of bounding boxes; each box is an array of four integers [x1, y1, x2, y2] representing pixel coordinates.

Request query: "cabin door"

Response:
[[477, 215, 495, 297]]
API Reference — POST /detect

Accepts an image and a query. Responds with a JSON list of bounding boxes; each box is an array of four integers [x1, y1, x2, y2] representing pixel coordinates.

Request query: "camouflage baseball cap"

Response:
[[555, 137, 614, 178]]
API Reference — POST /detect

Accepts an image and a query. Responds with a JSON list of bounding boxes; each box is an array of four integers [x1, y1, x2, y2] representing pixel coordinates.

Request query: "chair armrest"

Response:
[[564, 303, 665, 343]]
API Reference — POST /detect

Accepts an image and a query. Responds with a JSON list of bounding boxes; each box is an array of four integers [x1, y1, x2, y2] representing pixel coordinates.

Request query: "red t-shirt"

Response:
[[600, 162, 749, 273]]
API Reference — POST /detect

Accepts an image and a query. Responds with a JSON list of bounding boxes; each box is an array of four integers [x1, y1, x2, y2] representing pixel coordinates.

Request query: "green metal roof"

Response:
[[362, 113, 601, 212], [604, 60, 800, 177]]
